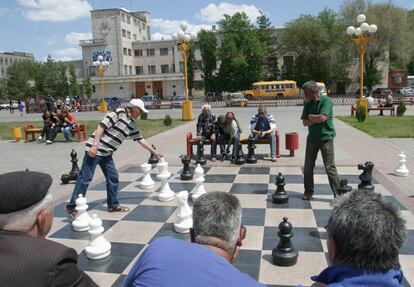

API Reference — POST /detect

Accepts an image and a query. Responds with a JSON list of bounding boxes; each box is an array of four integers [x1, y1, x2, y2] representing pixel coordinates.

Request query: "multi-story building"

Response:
[[0, 52, 35, 80], [80, 8, 202, 100]]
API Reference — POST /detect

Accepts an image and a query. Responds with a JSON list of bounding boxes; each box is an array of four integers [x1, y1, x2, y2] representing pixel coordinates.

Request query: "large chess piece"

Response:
[[61, 149, 80, 184], [246, 135, 257, 164], [358, 161, 375, 191], [85, 214, 111, 260], [337, 179, 352, 195], [72, 194, 91, 232], [196, 140, 207, 165], [157, 159, 174, 202], [394, 151, 409, 177], [272, 173, 288, 204], [148, 145, 159, 165], [235, 143, 245, 165], [174, 190, 193, 233], [272, 217, 298, 266], [192, 164, 207, 200], [180, 155, 194, 180], [140, 162, 155, 189]]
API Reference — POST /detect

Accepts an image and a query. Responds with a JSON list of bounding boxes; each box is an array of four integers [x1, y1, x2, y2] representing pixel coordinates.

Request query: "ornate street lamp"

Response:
[[346, 14, 378, 115], [172, 23, 197, 121], [93, 55, 110, 113]]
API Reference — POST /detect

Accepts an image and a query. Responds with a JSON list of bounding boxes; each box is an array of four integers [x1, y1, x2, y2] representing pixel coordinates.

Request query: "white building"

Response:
[[0, 52, 35, 80]]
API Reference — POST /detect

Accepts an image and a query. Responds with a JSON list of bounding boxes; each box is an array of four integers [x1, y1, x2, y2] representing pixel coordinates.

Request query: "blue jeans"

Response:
[[66, 152, 119, 210], [61, 126, 72, 141], [254, 132, 276, 157], [198, 132, 217, 156], [219, 132, 240, 159]]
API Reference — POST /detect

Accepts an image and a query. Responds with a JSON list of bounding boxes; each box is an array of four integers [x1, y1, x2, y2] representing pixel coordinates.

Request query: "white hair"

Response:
[[0, 193, 53, 232], [202, 104, 211, 111]]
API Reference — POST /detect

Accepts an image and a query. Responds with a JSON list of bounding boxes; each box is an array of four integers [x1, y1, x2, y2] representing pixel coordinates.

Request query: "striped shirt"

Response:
[[249, 112, 276, 131], [85, 108, 142, 156]]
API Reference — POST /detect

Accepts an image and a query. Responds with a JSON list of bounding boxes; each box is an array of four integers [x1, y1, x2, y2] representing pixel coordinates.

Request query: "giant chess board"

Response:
[[49, 165, 414, 287]]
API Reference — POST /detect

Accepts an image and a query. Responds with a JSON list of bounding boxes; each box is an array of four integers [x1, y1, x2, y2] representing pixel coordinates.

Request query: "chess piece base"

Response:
[[272, 193, 288, 204], [196, 159, 207, 165], [180, 172, 193, 181], [272, 248, 299, 266], [86, 242, 111, 260], [158, 192, 175, 202], [174, 218, 192, 233], [72, 222, 90, 232], [357, 183, 375, 191], [61, 174, 71, 184], [246, 158, 257, 164], [394, 168, 409, 177], [235, 158, 246, 165], [140, 182, 155, 189]]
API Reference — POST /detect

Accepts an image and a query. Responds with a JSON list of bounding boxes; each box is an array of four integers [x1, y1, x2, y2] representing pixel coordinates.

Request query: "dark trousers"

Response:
[[304, 139, 340, 197], [198, 132, 217, 156], [219, 132, 240, 159]]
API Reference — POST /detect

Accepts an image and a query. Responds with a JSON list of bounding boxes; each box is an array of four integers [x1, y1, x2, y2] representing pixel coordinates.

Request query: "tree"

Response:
[[69, 64, 80, 98], [187, 44, 195, 97], [217, 12, 266, 92], [56, 62, 69, 99], [5, 61, 36, 100], [43, 55, 59, 98], [83, 76, 93, 102], [198, 29, 217, 92]]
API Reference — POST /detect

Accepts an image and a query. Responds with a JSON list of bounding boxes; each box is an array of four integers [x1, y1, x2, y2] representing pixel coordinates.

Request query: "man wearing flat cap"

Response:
[[0, 170, 97, 287], [66, 99, 163, 217]]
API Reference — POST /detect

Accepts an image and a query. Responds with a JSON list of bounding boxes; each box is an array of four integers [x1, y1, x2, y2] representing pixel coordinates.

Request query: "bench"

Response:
[[24, 123, 87, 143], [351, 105, 395, 116], [186, 131, 280, 158]]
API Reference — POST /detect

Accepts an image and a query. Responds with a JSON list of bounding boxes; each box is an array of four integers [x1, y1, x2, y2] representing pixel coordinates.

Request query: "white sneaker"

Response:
[[38, 136, 42, 140], [45, 140, 52, 144]]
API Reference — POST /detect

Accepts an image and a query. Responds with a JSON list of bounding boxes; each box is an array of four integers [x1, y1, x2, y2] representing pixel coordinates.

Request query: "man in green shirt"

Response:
[[301, 81, 340, 200]]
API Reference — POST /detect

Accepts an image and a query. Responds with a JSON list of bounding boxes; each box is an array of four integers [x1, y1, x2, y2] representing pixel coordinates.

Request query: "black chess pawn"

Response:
[[180, 155, 194, 180], [357, 161, 375, 191], [234, 143, 245, 165], [272, 217, 298, 266], [148, 145, 159, 165], [196, 140, 207, 165], [61, 149, 80, 184], [246, 135, 257, 164], [272, 172, 288, 204], [337, 179, 352, 195]]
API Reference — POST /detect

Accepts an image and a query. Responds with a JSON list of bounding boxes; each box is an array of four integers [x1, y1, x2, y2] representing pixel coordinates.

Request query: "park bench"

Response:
[[24, 123, 87, 143], [351, 105, 395, 116], [186, 131, 281, 158]]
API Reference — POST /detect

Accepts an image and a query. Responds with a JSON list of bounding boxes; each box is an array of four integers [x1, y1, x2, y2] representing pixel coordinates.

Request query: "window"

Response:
[[161, 65, 169, 73], [126, 16, 131, 24], [195, 60, 202, 70], [92, 85, 96, 93], [142, 23, 146, 30], [160, 48, 168, 56], [122, 29, 126, 38], [148, 65, 156, 74], [129, 65, 132, 75], [133, 19, 137, 26], [146, 49, 155, 56], [123, 48, 127, 56], [172, 64, 176, 73], [121, 13, 126, 22], [135, 66, 143, 75], [134, 49, 143, 57], [179, 61, 184, 72], [133, 34, 137, 40], [124, 65, 128, 75], [128, 49, 132, 56], [127, 31, 131, 39]]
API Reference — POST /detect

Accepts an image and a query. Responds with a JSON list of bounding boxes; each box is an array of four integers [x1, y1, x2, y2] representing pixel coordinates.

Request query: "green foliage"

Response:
[[363, 60, 382, 90], [140, 112, 148, 120], [69, 64, 80, 98], [198, 30, 217, 92], [163, 114, 172, 126], [397, 101, 407, 116], [82, 76, 93, 101], [56, 62, 69, 99], [5, 60, 37, 100], [355, 105, 367, 122]]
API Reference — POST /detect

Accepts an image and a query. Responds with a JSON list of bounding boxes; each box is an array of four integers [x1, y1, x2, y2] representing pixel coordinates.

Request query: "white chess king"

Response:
[[72, 194, 91, 232], [85, 214, 111, 260], [394, 151, 409, 177]]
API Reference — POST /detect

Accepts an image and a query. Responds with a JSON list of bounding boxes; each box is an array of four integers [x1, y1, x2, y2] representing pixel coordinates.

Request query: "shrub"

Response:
[[140, 112, 148, 120], [355, 105, 366, 122], [397, 101, 406, 116], [163, 114, 172, 126]]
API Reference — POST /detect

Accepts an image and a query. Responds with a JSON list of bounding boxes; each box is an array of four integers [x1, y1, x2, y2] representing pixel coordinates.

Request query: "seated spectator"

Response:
[[61, 110, 77, 142], [196, 104, 218, 162], [379, 91, 394, 116], [307, 189, 406, 287], [366, 93, 375, 108], [39, 110, 52, 141], [123, 192, 265, 287], [249, 105, 277, 162], [0, 171, 97, 287], [217, 112, 242, 161], [45, 109, 62, 145]]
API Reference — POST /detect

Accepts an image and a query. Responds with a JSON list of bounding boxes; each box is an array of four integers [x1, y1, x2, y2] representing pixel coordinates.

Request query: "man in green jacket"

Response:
[[301, 81, 340, 200]]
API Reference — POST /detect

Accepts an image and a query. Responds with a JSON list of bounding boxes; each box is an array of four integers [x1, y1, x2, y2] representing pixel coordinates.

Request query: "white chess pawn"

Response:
[[140, 162, 155, 189], [394, 151, 409, 177], [157, 159, 174, 202], [192, 165, 206, 200], [72, 194, 91, 232], [85, 214, 111, 260], [174, 190, 193, 233]]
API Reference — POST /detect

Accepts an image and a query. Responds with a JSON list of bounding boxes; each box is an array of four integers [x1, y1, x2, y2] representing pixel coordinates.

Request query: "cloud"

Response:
[[64, 32, 92, 45], [0, 7, 13, 17], [17, 0, 92, 22], [49, 47, 82, 61], [197, 2, 261, 23], [151, 18, 211, 38]]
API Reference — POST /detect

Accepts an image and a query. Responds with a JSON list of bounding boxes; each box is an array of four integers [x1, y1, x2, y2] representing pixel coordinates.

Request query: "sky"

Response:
[[0, 0, 413, 61]]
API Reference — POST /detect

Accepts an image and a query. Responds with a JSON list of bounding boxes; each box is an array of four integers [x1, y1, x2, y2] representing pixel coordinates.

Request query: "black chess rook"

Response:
[[235, 143, 245, 165], [357, 161, 375, 191], [180, 155, 194, 180], [272, 172, 288, 204], [196, 140, 207, 165], [61, 149, 80, 184], [272, 217, 298, 266], [148, 145, 159, 165], [246, 135, 257, 164]]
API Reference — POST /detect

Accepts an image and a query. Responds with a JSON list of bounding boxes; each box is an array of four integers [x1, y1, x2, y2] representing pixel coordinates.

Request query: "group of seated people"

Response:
[[39, 107, 77, 144], [366, 91, 394, 116], [0, 171, 407, 286], [196, 104, 277, 162]]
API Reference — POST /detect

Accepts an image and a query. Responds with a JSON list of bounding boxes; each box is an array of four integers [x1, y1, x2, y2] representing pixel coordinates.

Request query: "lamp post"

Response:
[[346, 14, 378, 115], [93, 55, 110, 113], [172, 23, 197, 121]]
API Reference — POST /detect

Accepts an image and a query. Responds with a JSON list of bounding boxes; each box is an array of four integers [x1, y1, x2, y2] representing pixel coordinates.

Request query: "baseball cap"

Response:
[[127, 99, 148, 113]]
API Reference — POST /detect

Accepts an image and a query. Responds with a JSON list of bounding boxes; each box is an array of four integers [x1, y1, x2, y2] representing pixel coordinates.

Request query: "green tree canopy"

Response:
[[198, 29, 217, 92]]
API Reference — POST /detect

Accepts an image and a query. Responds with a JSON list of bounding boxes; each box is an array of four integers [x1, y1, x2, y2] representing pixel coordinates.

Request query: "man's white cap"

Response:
[[127, 99, 148, 113]]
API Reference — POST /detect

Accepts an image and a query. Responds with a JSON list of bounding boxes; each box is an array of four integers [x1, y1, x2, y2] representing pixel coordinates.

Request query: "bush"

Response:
[[355, 105, 367, 122], [163, 114, 172, 126], [140, 112, 148, 120], [397, 101, 406, 116]]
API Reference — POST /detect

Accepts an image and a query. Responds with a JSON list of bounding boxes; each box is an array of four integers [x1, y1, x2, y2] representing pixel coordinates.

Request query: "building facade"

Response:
[[0, 52, 35, 80]]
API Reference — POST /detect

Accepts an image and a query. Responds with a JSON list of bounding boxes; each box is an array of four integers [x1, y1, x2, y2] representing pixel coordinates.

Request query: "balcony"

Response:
[[79, 39, 106, 46]]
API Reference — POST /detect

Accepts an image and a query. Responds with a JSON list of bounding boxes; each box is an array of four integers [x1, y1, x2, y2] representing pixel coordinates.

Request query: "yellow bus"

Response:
[[243, 80, 299, 100]]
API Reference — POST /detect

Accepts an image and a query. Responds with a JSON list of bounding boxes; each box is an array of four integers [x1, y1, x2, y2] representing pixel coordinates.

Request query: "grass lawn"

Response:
[[0, 119, 186, 141], [337, 116, 414, 138]]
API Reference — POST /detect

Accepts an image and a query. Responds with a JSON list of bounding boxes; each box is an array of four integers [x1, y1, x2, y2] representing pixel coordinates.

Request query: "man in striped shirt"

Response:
[[66, 99, 163, 217]]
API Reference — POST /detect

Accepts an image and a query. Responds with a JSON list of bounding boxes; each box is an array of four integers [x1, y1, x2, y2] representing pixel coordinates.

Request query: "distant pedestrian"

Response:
[[18, 100, 24, 117], [9, 99, 14, 114]]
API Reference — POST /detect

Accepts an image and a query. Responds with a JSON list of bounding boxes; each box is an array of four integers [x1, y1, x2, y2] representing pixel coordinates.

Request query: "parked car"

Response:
[[95, 97, 121, 110], [205, 92, 223, 102], [141, 95, 161, 109], [395, 87, 414, 97], [225, 92, 248, 107], [170, 95, 186, 108], [0, 100, 18, 110], [372, 88, 392, 98], [316, 82, 328, 96], [355, 87, 369, 98]]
